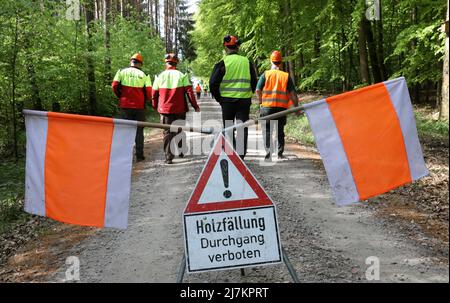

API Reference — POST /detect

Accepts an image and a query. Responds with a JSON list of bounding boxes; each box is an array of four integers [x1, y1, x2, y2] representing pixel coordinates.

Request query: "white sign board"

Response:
[[184, 206, 282, 272], [183, 134, 282, 273]]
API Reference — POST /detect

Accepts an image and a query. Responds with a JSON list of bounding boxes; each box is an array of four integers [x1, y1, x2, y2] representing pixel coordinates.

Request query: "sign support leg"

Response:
[[176, 254, 186, 283], [176, 249, 300, 283], [282, 247, 300, 283]]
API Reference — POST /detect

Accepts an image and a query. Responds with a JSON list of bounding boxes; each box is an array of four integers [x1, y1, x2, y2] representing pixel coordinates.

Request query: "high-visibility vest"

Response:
[[112, 67, 152, 109], [152, 68, 195, 114], [220, 54, 252, 99], [261, 69, 291, 108], [154, 69, 187, 92]]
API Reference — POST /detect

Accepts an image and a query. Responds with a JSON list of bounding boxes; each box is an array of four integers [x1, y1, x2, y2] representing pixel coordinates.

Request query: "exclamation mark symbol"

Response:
[[220, 159, 232, 199]]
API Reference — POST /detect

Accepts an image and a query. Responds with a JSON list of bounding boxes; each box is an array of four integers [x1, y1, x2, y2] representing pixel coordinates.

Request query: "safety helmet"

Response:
[[164, 53, 179, 63], [223, 35, 241, 47], [130, 53, 143, 63], [270, 51, 283, 64]]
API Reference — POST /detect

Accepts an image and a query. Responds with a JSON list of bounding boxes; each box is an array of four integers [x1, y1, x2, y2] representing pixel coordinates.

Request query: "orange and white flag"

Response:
[[23, 110, 137, 229], [304, 77, 428, 206]]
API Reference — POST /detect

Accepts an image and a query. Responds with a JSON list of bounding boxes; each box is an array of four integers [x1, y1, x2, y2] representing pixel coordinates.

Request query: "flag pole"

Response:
[[136, 121, 214, 134], [221, 105, 305, 134], [22, 109, 215, 135]]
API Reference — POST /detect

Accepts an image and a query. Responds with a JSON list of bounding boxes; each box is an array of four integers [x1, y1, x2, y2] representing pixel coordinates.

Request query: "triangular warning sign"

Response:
[[184, 133, 273, 214]]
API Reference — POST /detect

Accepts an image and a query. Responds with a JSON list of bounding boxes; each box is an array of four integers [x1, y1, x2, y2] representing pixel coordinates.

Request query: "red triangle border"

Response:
[[184, 134, 273, 214]]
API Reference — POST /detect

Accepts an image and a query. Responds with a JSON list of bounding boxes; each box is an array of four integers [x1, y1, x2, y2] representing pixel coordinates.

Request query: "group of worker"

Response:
[[111, 35, 300, 164]]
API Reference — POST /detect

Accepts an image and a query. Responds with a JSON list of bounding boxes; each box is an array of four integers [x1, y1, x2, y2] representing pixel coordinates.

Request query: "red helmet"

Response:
[[270, 51, 283, 63], [164, 53, 179, 63], [223, 35, 241, 47], [130, 53, 143, 63]]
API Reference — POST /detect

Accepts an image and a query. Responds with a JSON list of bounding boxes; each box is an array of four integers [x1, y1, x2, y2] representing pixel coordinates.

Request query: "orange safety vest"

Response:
[[261, 69, 291, 108]]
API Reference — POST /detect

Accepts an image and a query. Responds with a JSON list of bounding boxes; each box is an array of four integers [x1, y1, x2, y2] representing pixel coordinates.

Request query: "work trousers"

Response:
[[260, 106, 287, 156], [160, 113, 187, 161], [120, 108, 145, 159], [220, 98, 251, 158]]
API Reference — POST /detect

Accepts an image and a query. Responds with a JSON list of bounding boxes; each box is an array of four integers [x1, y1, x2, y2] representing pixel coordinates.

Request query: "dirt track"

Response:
[[37, 96, 448, 283]]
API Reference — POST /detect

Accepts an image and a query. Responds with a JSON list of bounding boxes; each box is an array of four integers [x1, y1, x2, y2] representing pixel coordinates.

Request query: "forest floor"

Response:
[[0, 96, 448, 283]]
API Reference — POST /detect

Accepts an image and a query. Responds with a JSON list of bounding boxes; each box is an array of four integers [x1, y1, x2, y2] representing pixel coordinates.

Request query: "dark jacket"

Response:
[[209, 54, 258, 103]]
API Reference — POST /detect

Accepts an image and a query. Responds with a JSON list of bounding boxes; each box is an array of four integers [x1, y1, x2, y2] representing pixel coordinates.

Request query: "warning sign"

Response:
[[183, 134, 282, 273]]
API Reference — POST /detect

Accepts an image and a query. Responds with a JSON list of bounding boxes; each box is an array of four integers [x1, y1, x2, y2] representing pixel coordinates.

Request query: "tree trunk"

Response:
[[155, 0, 160, 35], [24, 35, 42, 110], [347, 40, 354, 90], [298, 52, 305, 80], [282, 0, 296, 84], [375, 0, 387, 80], [11, 15, 19, 160], [314, 31, 321, 58], [84, 0, 98, 115], [363, 17, 382, 83], [104, 0, 112, 84], [441, 4, 449, 120], [358, 16, 370, 84], [164, 0, 168, 50], [148, 0, 154, 34], [174, 1, 179, 53], [411, 6, 420, 103]]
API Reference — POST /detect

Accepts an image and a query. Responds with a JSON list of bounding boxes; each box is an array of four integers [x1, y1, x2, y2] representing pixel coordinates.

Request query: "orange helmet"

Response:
[[223, 35, 241, 47], [130, 53, 143, 63], [270, 51, 283, 64], [164, 53, 179, 63]]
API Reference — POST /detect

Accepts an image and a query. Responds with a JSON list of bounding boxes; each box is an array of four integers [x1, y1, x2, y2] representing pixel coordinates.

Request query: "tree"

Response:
[[104, 0, 112, 85], [84, 0, 98, 115], [441, 3, 449, 120], [358, 15, 371, 84], [177, 0, 196, 61]]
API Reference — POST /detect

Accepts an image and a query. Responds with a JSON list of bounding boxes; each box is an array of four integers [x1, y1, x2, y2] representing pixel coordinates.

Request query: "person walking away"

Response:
[[209, 35, 258, 159], [255, 51, 300, 160], [112, 53, 152, 162], [152, 53, 200, 164], [196, 83, 202, 99], [204, 84, 209, 97]]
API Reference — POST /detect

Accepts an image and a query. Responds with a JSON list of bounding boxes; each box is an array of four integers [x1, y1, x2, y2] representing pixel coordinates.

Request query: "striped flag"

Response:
[[304, 77, 428, 206], [23, 110, 137, 229]]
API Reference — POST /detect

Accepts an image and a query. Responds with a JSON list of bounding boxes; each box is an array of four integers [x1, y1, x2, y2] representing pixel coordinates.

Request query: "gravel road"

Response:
[[51, 96, 449, 283]]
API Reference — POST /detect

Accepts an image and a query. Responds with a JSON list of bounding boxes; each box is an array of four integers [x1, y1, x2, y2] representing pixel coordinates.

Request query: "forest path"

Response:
[[48, 96, 448, 283]]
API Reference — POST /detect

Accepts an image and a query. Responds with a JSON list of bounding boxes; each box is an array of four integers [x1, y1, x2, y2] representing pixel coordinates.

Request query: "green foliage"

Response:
[[0, 0, 167, 158], [285, 115, 315, 146], [249, 101, 315, 146], [387, 1, 445, 85], [415, 110, 449, 140], [192, 0, 446, 94], [0, 160, 28, 234]]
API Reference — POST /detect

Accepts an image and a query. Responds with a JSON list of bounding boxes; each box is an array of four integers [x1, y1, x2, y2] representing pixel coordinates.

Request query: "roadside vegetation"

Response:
[[0, 0, 448, 272]]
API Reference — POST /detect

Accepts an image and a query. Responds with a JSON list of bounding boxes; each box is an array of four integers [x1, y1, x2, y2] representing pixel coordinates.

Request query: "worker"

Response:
[[209, 35, 258, 159], [196, 83, 202, 99], [112, 52, 152, 162], [152, 53, 200, 164], [255, 51, 300, 160]]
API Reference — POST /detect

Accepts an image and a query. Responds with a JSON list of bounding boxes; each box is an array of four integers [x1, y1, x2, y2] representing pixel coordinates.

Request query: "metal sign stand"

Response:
[[177, 111, 305, 283], [176, 246, 300, 283]]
